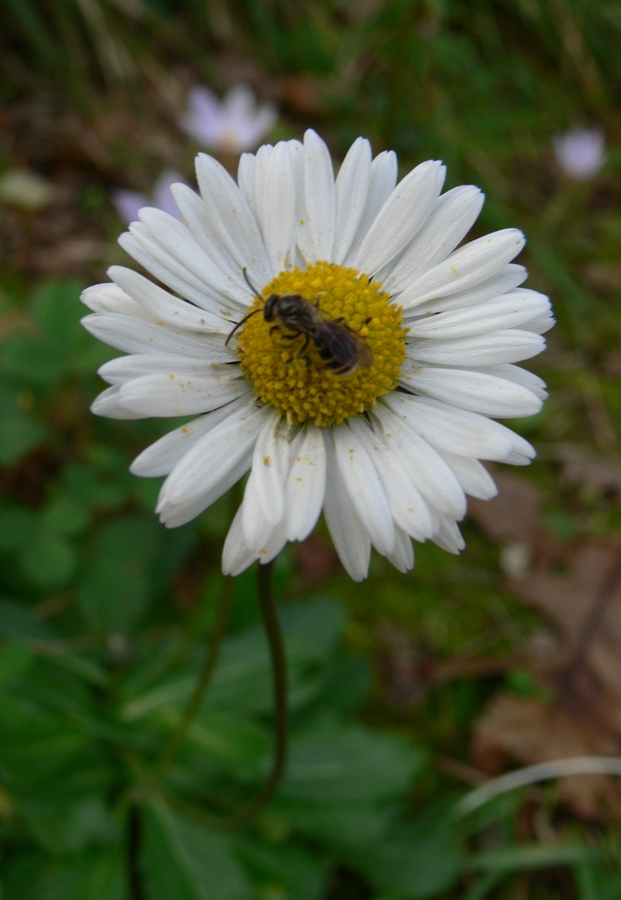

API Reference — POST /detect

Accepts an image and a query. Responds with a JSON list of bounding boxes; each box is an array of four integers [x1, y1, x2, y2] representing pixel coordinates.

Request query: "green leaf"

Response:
[[1, 848, 127, 900], [77, 515, 162, 632], [162, 709, 271, 780], [346, 809, 463, 898], [0, 641, 34, 685], [471, 842, 600, 873], [20, 528, 78, 589], [142, 798, 252, 900], [233, 834, 329, 900], [270, 715, 424, 847], [31, 281, 84, 346], [0, 397, 50, 463], [0, 504, 36, 550], [1, 333, 69, 385], [120, 598, 347, 720], [281, 715, 424, 803], [0, 598, 58, 640], [43, 494, 89, 536]]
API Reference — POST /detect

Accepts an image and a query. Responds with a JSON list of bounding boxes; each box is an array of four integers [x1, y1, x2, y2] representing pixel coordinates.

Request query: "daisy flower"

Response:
[[82, 130, 553, 582], [112, 169, 187, 225], [553, 127, 606, 180], [179, 84, 278, 154]]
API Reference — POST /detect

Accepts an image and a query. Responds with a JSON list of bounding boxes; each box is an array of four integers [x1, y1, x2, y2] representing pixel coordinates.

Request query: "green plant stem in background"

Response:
[[220, 559, 289, 830], [141, 574, 236, 798]]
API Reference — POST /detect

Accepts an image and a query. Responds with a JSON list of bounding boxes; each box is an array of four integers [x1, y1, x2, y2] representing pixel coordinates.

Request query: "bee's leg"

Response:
[[294, 334, 311, 359]]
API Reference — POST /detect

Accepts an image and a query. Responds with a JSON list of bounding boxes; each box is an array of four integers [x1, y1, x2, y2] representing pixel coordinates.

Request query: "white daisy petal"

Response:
[[383, 394, 529, 462], [158, 404, 269, 511], [258, 142, 298, 272], [123, 215, 246, 313], [399, 229, 526, 310], [432, 515, 466, 554], [82, 313, 213, 357], [241, 468, 273, 552], [334, 419, 395, 555], [245, 415, 290, 529], [223, 504, 260, 576], [343, 150, 398, 265], [237, 152, 257, 216], [302, 130, 336, 262], [115, 371, 246, 418], [108, 266, 226, 333], [405, 264, 528, 318], [131, 396, 253, 477], [91, 386, 143, 419], [401, 366, 543, 417], [192, 154, 273, 287], [350, 160, 446, 276], [285, 425, 327, 541], [160, 450, 253, 529], [323, 433, 371, 582], [408, 329, 546, 366], [406, 290, 553, 340], [333, 137, 372, 264], [223, 501, 288, 575], [437, 452, 498, 500], [482, 364, 549, 400], [385, 185, 484, 293], [363, 421, 434, 541], [98, 352, 235, 386], [386, 526, 415, 573], [81, 283, 143, 315], [371, 406, 467, 520], [119, 229, 237, 318]]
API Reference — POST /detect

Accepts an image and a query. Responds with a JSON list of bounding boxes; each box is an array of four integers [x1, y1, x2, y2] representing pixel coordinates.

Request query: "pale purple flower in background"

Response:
[[553, 127, 606, 180], [178, 84, 278, 153], [112, 169, 187, 225]]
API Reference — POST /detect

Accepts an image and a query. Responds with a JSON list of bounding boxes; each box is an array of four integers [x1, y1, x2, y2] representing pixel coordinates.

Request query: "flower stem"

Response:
[[219, 559, 288, 829], [142, 575, 235, 797]]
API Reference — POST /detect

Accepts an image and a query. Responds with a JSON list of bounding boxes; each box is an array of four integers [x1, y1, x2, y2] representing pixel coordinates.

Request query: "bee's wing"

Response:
[[323, 322, 374, 367]]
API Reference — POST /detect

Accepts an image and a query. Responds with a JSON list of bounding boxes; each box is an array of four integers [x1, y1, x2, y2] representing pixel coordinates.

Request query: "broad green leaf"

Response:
[[234, 834, 329, 900], [280, 715, 424, 803], [0, 403, 50, 463], [20, 528, 78, 589], [31, 281, 84, 346], [120, 598, 347, 720], [159, 709, 271, 780], [346, 810, 463, 898], [0, 598, 58, 640], [1, 848, 127, 900], [142, 798, 252, 900], [42, 494, 89, 536], [0, 641, 34, 685], [1, 334, 69, 385], [77, 515, 162, 632], [272, 796, 396, 846], [0, 504, 36, 550]]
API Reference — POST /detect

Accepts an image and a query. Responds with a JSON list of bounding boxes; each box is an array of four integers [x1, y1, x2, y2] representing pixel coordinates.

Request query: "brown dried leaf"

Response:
[[468, 471, 544, 544], [472, 693, 621, 820], [557, 443, 621, 498]]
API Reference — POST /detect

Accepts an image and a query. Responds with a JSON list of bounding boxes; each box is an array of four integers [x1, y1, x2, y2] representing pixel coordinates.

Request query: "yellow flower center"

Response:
[[232, 261, 407, 427]]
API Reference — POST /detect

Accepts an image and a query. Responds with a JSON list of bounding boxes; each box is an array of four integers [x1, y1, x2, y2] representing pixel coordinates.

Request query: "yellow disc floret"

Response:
[[233, 261, 407, 427]]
